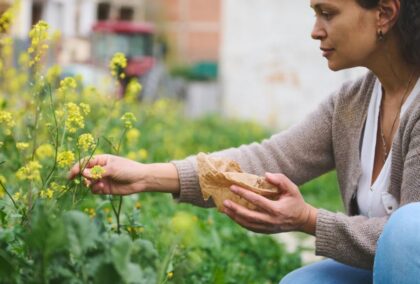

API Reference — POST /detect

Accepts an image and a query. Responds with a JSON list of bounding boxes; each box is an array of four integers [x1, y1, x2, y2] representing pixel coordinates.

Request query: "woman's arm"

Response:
[[68, 155, 181, 195], [172, 89, 338, 206]]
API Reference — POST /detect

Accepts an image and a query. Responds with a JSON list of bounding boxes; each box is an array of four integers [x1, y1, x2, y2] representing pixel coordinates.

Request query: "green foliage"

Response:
[[300, 172, 343, 212], [0, 16, 343, 284]]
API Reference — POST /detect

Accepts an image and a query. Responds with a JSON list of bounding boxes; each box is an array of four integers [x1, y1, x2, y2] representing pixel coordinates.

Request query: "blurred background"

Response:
[[3, 0, 366, 129]]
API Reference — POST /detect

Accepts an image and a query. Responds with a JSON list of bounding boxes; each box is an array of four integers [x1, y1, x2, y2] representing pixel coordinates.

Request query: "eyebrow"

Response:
[[310, 3, 337, 10]]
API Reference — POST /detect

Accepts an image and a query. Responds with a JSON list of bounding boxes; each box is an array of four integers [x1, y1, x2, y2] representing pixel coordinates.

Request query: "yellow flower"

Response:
[[57, 77, 77, 97], [91, 165, 105, 180], [65, 103, 84, 133], [0, 1, 19, 34], [55, 109, 65, 120], [48, 182, 66, 192], [171, 212, 197, 233], [138, 149, 148, 160], [36, 144, 54, 159], [12, 192, 22, 201], [16, 161, 42, 182], [46, 65, 62, 83], [127, 151, 137, 160], [57, 151, 75, 168], [28, 21, 50, 67], [121, 112, 136, 129], [126, 128, 140, 142], [0, 141, 3, 148], [79, 103, 91, 115], [124, 79, 142, 101], [109, 52, 127, 79], [39, 188, 54, 199], [135, 201, 141, 209], [18, 52, 30, 66], [77, 133, 95, 152], [16, 142, 30, 150], [0, 110, 15, 135], [167, 271, 174, 280], [84, 208, 96, 219], [107, 216, 113, 224]]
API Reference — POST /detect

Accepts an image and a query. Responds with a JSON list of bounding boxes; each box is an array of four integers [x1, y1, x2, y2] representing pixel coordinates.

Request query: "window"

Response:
[[97, 2, 111, 21], [119, 6, 134, 21], [32, 2, 43, 26]]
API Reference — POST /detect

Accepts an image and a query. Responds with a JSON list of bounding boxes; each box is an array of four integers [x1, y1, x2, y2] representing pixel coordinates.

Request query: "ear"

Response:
[[377, 0, 400, 33]]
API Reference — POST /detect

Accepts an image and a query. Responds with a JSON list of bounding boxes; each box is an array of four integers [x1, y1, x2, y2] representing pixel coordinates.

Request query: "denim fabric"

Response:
[[279, 259, 372, 284], [373, 202, 420, 284], [280, 203, 420, 284]]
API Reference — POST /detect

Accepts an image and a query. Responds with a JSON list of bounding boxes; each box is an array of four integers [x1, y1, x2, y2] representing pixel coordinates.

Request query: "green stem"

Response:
[[43, 84, 59, 189], [0, 180, 18, 210], [157, 242, 178, 284]]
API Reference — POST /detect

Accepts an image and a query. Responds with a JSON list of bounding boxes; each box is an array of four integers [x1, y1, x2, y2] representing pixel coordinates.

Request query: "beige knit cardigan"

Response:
[[172, 71, 420, 269]]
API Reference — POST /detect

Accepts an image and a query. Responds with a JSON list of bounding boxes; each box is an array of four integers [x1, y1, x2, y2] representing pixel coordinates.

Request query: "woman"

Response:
[[69, 0, 420, 282]]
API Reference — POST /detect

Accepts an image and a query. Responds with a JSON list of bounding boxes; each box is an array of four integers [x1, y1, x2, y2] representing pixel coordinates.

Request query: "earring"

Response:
[[377, 30, 385, 41]]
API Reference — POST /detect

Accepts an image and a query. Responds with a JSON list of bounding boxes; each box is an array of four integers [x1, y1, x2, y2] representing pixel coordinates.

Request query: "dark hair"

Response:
[[356, 0, 420, 67]]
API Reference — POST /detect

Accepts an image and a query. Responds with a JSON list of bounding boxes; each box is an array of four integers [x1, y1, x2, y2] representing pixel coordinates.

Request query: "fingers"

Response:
[[265, 172, 298, 195], [223, 199, 270, 225], [68, 155, 108, 180], [230, 185, 273, 212], [223, 200, 272, 233]]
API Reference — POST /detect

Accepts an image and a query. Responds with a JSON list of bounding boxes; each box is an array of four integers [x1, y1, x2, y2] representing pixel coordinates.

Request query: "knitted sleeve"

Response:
[[171, 87, 339, 207]]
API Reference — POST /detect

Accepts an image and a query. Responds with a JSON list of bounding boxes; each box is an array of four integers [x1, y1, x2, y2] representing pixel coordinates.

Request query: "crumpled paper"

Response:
[[197, 153, 279, 211]]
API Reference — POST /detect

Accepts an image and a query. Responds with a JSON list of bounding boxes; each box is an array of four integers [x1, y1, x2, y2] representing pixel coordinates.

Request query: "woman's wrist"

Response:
[[143, 163, 180, 194], [298, 204, 318, 236]]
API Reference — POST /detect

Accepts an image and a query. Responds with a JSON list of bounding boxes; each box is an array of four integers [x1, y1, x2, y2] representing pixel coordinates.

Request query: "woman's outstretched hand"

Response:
[[68, 154, 148, 195], [223, 173, 317, 235], [68, 154, 181, 195]]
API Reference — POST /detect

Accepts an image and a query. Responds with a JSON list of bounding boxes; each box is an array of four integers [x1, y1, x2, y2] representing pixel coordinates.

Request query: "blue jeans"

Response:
[[280, 202, 420, 284]]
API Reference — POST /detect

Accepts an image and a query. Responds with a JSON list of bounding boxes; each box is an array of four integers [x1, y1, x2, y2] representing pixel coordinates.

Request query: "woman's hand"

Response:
[[68, 154, 180, 195], [68, 154, 148, 195], [223, 173, 318, 235]]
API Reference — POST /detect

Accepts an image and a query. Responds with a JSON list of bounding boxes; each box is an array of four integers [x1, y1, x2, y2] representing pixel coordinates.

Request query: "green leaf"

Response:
[[110, 235, 143, 283], [63, 211, 98, 258]]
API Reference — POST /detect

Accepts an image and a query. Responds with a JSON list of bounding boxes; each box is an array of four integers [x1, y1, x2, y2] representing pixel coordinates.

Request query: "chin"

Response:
[[327, 61, 352, 72]]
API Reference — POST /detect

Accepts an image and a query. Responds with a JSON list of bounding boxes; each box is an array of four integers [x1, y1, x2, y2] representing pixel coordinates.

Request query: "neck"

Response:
[[367, 32, 418, 99]]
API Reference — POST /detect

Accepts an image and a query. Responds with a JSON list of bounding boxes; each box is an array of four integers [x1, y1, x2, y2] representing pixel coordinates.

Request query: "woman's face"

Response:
[[310, 0, 379, 71]]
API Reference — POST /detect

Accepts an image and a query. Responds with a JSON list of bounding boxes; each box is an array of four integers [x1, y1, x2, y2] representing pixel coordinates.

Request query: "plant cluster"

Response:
[[0, 9, 304, 284]]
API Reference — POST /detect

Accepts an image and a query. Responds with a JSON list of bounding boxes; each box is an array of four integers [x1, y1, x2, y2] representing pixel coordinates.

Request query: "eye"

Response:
[[320, 10, 333, 20]]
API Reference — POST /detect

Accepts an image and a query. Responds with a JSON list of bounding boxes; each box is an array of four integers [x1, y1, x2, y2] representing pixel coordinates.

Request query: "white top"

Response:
[[357, 77, 420, 217]]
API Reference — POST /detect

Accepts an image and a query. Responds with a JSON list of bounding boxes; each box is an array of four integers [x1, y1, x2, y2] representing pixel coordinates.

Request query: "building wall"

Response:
[[221, 0, 366, 129], [148, 0, 221, 64]]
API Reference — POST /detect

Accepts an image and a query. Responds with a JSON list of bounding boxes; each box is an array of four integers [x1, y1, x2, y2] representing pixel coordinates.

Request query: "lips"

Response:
[[321, 47, 335, 58]]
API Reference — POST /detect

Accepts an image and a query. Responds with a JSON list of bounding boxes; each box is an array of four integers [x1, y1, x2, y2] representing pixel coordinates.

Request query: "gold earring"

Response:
[[377, 30, 385, 41]]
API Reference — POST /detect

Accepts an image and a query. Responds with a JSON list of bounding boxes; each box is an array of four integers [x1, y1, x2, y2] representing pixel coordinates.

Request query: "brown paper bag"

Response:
[[197, 153, 279, 211]]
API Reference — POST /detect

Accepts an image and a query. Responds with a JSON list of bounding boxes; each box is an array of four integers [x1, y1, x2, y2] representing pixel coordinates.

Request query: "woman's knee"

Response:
[[374, 203, 420, 283], [377, 202, 420, 255]]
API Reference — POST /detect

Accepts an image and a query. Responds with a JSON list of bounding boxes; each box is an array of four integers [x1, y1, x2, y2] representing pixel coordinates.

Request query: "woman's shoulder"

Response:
[[324, 70, 376, 116], [335, 70, 376, 101]]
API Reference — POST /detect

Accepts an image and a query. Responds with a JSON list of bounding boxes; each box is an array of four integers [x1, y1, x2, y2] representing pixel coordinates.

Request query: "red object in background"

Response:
[[92, 21, 155, 34], [91, 21, 156, 77], [125, 57, 155, 77]]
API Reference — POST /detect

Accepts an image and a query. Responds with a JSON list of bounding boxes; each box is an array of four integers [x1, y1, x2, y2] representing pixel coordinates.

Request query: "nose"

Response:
[[311, 20, 327, 40]]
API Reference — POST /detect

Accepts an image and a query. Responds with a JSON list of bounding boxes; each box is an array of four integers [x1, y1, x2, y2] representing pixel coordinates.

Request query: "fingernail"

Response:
[[230, 186, 238, 193], [223, 200, 231, 208]]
